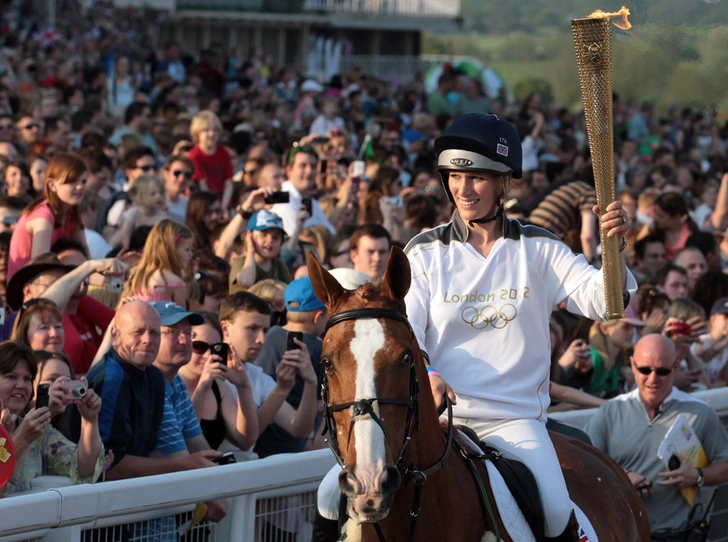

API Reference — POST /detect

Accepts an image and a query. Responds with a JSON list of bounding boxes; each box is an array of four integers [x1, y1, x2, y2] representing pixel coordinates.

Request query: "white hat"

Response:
[[301, 79, 324, 93], [329, 268, 370, 290]]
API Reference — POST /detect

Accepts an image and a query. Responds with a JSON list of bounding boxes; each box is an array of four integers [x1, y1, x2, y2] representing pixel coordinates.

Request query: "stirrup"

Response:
[[544, 511, 579, 542]]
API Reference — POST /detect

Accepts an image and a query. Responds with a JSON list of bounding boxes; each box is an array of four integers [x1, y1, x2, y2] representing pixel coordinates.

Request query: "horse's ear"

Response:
[[381, 246, 411, 302], [307, 250, 345, 310]]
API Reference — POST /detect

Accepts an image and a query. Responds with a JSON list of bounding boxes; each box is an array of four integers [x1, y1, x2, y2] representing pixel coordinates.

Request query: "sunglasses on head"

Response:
[[192, 341, 212, 355], [635, 365, 672, 377], [172, 169, 192, 179]]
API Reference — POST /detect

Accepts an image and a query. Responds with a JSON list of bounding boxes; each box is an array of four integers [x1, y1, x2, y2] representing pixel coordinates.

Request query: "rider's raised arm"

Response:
[[541, 236, 637, 321]]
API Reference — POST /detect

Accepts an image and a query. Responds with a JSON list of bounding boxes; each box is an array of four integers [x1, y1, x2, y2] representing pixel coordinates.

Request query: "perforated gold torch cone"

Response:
[[572, 17, 624, 319]]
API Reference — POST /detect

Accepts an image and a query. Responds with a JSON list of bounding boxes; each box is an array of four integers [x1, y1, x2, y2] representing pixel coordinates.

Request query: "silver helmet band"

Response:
[[437, 149, 512, 175]]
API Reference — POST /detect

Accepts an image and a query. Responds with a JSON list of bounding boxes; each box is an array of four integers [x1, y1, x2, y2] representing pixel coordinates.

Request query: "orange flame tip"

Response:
[[587, 6, 632, 30]]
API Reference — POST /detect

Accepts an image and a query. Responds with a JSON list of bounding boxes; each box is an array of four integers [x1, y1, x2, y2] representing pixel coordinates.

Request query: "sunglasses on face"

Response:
[[137, 164, 156, 172], [634, 365, 673, 377], [192, 341, 212, 355], [20, 123, 39, 131], [0, 124, 13, 130], [172, 169, 192, 179]]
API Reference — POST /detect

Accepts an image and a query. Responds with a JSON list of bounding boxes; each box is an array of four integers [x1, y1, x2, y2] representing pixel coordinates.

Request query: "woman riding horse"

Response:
[[315, 113, 637, 541]]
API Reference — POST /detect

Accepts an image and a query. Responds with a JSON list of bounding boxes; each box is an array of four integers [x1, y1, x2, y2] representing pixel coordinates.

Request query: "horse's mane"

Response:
[[353, 282, 407, 314]]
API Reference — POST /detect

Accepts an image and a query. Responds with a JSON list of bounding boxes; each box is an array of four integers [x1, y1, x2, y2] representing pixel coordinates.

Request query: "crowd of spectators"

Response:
[[0, 0, 728, 538]]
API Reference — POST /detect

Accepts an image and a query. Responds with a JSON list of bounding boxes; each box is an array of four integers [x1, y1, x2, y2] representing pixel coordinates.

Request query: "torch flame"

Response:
[[587, 6, 632, 30]]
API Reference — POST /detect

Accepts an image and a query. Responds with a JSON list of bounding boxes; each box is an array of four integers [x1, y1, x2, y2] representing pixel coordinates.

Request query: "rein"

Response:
[[321, 307, 455, 542]]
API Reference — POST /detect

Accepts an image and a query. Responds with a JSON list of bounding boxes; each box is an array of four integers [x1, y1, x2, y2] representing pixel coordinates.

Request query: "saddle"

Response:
[[454, 425, 546, 542]]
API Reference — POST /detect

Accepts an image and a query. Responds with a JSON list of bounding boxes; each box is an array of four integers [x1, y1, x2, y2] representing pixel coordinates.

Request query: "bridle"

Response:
[[321, 307, 454, 542]]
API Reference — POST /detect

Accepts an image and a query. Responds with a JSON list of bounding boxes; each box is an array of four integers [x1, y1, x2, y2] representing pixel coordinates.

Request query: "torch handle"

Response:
[[572, 17, 624, 319]]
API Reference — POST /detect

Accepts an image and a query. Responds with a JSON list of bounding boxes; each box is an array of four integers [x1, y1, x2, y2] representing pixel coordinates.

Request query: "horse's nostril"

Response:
[[379, 465, 402, 495], [338, 468, 359, 495]]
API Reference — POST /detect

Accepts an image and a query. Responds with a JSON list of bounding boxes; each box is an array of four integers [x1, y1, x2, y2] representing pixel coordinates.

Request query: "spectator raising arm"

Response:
[[43, 258, 129, 312], [709, 172, 728, 231], [256, 338, 318, 439]]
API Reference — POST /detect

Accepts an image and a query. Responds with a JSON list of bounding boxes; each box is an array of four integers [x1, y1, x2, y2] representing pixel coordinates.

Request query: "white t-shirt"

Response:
[[85, 229, 111, 259], [404, 214, 637, 422], [271, 180, 335, 237], [690, 334, 728, 379]]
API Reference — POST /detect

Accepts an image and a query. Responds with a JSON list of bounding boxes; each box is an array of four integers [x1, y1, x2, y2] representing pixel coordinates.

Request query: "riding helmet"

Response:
[[434, 114, 523, 204]]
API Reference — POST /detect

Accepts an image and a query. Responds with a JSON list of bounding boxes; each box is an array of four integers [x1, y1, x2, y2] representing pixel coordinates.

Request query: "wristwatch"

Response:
[[236, 205, 253, 220], [696, 468, 705, 488]]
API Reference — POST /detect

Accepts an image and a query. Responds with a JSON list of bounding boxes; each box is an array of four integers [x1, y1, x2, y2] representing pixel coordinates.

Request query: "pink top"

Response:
[[8, 202, 81, 282], [134, 281, 187, 303]]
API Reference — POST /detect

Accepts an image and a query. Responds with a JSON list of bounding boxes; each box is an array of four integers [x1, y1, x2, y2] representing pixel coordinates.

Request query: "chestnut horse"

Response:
[[308, 248, 650, 542]]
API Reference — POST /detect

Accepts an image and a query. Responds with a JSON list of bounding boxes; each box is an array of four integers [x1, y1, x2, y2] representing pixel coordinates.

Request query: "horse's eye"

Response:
[[402, 353, 413, 366], [322, 357, 334, 373]]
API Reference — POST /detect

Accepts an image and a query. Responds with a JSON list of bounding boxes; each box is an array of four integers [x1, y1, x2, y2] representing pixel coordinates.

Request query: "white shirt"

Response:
[[85, 229, 111, 259], [271, 180, 335, 237], [404, 214, 637, 422]]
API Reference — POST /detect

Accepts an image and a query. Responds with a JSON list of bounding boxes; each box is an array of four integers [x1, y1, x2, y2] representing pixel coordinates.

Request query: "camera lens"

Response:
[[71, 383, 87, 398]]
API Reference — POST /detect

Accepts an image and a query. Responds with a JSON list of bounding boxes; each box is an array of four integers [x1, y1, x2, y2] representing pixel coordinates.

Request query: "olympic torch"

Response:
[[572, 6, 631, 320]]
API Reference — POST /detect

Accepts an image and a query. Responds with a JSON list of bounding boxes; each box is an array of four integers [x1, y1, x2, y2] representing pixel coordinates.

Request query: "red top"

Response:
[[8, 201, 81, 282], [188, 144, 233, 196], [65, 295, 115, 375]]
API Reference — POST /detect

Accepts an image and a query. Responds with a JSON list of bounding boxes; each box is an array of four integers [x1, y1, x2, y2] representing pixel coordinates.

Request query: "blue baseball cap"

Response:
[[285, 277, 325, 312], [150, 301, 205, 326], [248, 210, 286, 235]]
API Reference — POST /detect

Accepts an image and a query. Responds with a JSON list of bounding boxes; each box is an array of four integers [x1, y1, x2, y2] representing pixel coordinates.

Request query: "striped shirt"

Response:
[[156, 375, 203, 455], [528, 180, 597, 239]]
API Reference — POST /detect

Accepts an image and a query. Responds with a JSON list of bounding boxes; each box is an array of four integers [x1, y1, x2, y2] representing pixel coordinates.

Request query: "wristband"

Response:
[[426, 367, 441, 378]]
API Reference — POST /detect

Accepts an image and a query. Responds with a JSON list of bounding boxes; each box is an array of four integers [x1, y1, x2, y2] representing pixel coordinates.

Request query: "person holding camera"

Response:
[[270, 144, 334, 237], [252, 277, 327, 458], [0, 341, 104, 496], [178, 311, 259, 451], [219, 291, 318, 441]]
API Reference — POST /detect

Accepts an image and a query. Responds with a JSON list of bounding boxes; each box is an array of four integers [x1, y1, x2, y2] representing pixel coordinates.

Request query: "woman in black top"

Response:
[[178, 311, 258, 451]]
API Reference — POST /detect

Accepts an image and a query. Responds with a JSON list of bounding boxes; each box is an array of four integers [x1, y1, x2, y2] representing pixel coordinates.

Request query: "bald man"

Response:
[[257, 163, 285, 191], [587, 334, 728, 539], [72, 301, 218, 481]]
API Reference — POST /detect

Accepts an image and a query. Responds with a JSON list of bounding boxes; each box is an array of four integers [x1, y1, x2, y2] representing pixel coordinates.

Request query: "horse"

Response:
[[307, 247, 650, 542]]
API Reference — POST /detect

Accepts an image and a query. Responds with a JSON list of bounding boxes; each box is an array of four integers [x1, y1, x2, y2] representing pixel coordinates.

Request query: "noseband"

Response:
[[321, 307, 454, 542]]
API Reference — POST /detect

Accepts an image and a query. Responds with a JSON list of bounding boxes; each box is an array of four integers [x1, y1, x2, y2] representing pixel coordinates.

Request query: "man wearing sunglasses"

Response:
[[587, 334, 728, 539]]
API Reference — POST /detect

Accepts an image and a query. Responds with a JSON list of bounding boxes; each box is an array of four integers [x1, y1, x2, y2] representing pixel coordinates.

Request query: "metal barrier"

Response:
[[2, 388, 728, 541]]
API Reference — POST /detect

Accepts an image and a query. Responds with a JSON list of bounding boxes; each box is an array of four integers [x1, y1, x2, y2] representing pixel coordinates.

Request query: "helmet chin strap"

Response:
[[468, 178, 508, 227], [468, 204, 503, 227]]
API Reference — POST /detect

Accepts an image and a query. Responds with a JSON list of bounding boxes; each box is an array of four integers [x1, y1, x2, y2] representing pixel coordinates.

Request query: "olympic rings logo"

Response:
[[461, 304, 518, 330]]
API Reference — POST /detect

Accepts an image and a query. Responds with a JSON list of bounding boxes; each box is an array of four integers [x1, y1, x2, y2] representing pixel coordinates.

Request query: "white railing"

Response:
[[2, 388, 728, 541], [303, 0, 459, 17]]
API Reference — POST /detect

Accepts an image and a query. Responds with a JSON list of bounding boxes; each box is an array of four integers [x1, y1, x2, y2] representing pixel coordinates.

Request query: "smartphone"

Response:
[[319, 159, 328, 175], [0, 307, 5, 326], [108, 277, 124, 293], [287, 331, 303, 351], [264, 191, 290, 204], [211, 451, 237, 465], [312, 136, 329, 145], [385, 196, 404, 208], [210, 342, 229, 363], [36, 383, 50, 409], [301, 197, 313, 216], [351, 160, 365, 178]]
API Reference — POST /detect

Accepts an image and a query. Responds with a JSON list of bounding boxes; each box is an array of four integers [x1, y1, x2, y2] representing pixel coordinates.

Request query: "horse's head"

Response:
[[308, 247, 420, 524]]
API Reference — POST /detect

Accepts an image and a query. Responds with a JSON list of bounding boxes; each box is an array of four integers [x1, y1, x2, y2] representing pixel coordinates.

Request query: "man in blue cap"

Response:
[[253, 277, 328, 458], [149, 301, 227, 523]]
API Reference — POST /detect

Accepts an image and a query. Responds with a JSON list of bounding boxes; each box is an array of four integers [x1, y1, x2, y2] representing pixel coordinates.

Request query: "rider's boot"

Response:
[[545, 510, 580, 542]]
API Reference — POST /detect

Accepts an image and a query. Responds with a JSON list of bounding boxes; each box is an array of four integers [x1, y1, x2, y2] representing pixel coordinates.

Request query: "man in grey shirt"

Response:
[[587, 334, 728, 540]]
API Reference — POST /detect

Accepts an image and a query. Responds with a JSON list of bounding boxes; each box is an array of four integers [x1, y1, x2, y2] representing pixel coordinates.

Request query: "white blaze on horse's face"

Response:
[[350, 319, 387, 487]]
